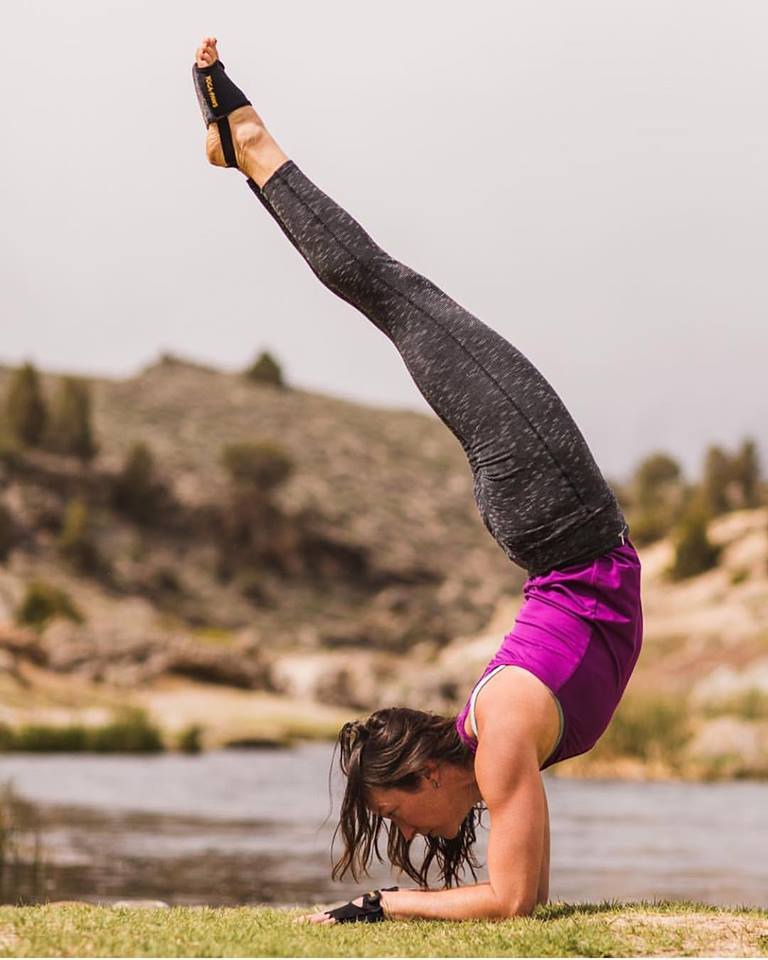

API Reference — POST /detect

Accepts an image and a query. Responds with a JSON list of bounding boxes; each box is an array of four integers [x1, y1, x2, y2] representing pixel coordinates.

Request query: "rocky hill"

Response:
[[0, 355, 521, 726], [1, 358, 767, 772]]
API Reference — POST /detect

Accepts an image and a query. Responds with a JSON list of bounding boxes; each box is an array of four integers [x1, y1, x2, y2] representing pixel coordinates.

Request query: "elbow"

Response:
[[497, 897, 538, 920]]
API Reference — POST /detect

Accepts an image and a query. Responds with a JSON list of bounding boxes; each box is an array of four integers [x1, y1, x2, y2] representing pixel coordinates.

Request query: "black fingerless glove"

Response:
[[324, 886, 399, 923]]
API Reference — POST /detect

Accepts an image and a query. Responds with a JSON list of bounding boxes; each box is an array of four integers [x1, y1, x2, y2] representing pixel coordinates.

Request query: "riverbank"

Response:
[[0, 901, 766, 957], [2, 667, 766, 781], [2, 750, 765, 909]]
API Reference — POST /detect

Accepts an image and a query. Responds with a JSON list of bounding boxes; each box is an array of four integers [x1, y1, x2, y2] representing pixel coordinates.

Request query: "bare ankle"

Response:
[[203, 100, 289, 184], [240, 129, 290, 187]]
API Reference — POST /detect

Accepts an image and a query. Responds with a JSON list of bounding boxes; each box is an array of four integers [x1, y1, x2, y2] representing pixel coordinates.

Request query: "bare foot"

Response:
[[194, 34, 219, 70], [194, 36, 282, 181]]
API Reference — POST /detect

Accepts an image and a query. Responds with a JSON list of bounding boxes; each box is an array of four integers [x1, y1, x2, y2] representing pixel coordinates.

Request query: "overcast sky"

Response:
[[3, 0, 767, 481]]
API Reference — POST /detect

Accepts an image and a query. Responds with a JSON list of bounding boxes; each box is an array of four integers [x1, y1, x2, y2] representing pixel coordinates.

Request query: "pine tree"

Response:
[[49, 377, 97, 462], [701, 445, 732, 516], [628, 451, 685, 544], [731, 438, 761, 509], [5, 362, 48, 447], [218, 441, 294, 572], [245, 351, 284, 388], [111, 442, 167, 524], [0, 503, 15, 561], [220, 441, 293, 492], [634, 452, 682, 509], [668, 505, 721, 580], [57, 499, 101, 573]]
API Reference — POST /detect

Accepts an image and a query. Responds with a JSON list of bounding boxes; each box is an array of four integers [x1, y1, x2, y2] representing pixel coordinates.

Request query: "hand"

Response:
[[294, 896, 365, 925], [293, 887, 397, 925]]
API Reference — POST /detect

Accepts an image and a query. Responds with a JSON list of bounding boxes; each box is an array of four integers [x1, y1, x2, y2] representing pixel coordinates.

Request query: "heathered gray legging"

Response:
[[248, 161, 627, 576]]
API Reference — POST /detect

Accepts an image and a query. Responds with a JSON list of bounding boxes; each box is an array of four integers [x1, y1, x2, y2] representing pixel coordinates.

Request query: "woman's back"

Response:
[[456, 540, 643, 768]]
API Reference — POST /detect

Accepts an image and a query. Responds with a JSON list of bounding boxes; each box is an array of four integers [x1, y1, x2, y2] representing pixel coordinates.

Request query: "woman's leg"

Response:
[[197, 34, 627, 575], [249, 161, 626, 574]]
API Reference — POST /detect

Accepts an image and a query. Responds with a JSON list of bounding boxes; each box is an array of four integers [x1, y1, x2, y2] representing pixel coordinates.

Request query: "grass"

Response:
[[0, 786, 46, 905], [0, 709, 163, 754], [701, 688, 768, 721], [564, 691, 768, 781], [595, 695, 692, 765], [0, 901, 765, 957], [14, 580, 84, 630], [190, 626, 235, 645]]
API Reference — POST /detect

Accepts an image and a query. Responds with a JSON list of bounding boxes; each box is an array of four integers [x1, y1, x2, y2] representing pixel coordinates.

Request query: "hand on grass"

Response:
[[293, 896, 365, 925]]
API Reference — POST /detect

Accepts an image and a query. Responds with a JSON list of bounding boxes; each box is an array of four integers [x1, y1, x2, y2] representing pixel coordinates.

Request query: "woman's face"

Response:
[[367, 771, 470, 841]]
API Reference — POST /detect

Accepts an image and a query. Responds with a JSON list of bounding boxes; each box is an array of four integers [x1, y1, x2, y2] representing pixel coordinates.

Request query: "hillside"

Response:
[[1, 358, 767, 774], [0, 356, 520, 655]]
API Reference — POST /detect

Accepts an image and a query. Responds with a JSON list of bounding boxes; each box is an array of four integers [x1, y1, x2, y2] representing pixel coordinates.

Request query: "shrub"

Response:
[[237, 569, 272, 606], [598, 695, 691, 765], [701, 689, 768, 721], [730, 567, 750, 586], [111, 442, 168, 524], [627, 452, 686, 544], [668, 505, 721, 581], [86, 708, 163, 753], [0, 782, 47, 901], [178, 724, 203, 754], [220, 441, 293, 492], [731, 437, 762, 509], [0, 432, 22, 469], [47, 376, 97, 462], [0, 502, 16, 561], [5, 362, 48, 447], [634, 452, 682, 504], [701, 445, 732, 516], [192, 626, 232, 644], [57, 499, 102, 573], [244, 350, 284, 387], [15, 580, 84, 630], [0, 724, 15, 751], [148, 566, 183, 595], [628, 509, 675, 547], [13, 725, 89, 752], [0, 711, 164, 753]]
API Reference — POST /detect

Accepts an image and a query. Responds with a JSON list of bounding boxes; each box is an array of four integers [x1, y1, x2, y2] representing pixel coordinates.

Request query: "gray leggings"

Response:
[[248, 161, 627, 576]]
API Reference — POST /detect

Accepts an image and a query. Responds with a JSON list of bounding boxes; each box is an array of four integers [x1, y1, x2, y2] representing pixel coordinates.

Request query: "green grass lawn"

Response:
[[0, 901, 766, 957]]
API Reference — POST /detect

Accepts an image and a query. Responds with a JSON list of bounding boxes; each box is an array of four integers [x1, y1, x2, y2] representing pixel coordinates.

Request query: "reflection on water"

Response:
[[0, 745, 766, 908]]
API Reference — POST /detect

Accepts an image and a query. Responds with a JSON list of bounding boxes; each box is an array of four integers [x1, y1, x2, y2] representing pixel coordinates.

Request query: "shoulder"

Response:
[[472, 666, 562, 772]]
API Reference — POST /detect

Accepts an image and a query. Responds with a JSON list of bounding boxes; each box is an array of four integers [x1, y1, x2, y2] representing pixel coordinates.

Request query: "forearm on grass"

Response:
[[381, 882, 536, 921]]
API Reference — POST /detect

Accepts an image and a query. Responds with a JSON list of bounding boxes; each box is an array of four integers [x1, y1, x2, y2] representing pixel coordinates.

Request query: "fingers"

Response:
[[293, 911, 336, 925]]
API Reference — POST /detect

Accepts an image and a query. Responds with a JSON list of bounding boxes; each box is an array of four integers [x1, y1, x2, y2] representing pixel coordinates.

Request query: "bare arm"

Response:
[[537, 787, 551, 906], [378, 739, 546, 920], [297, 670, 556, 924], [383, 670, 556, 921]]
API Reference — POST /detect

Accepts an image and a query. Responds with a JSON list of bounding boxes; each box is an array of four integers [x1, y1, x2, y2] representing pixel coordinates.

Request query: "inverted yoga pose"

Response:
[[193, 36, 643, 923]]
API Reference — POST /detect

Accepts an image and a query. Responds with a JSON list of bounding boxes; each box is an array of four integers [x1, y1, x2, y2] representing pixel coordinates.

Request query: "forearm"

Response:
[[381, 883, 535, 921]]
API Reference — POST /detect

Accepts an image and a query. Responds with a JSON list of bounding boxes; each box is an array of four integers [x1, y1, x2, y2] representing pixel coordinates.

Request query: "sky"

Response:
[[3, 0, 767, 481]]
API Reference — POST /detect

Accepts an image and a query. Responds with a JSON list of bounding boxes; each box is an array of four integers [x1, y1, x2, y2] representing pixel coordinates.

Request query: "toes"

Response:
[[195, 36, 218, 68]]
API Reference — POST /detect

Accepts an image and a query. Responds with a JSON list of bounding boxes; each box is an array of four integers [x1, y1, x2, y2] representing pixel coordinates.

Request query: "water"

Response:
[[0, 745, 766, 908]]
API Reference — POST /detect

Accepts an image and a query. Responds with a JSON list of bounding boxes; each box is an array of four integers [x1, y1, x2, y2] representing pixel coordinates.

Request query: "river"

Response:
[[0, 744, 765, 908]]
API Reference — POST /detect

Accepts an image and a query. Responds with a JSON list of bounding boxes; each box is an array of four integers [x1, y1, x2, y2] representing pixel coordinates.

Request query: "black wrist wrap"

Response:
[[324, 886, 399, 923]]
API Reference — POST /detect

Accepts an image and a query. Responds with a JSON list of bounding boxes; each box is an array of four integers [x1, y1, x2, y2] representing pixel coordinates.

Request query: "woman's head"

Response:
[[331, 706, 483, 888]]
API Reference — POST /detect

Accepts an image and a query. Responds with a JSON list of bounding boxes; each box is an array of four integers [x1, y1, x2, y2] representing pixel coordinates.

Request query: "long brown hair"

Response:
[[331, 706, 483, 888]]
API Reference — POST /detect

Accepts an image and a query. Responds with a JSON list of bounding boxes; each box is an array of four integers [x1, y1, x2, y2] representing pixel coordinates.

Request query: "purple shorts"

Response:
[[455, 540, 643, 768]]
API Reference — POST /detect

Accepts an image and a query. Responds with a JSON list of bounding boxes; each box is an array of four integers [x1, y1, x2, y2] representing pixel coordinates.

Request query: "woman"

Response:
[[193, 36, 643, 923]]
